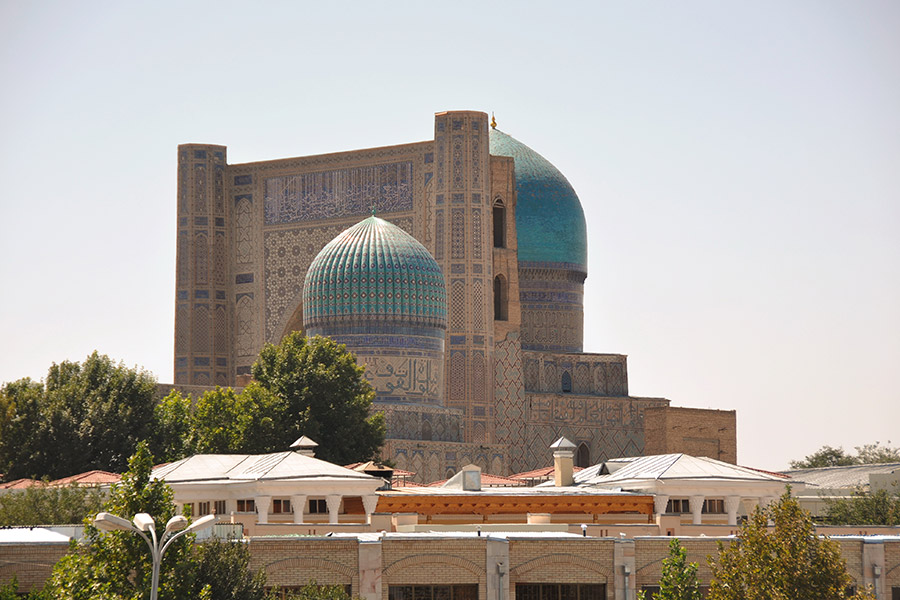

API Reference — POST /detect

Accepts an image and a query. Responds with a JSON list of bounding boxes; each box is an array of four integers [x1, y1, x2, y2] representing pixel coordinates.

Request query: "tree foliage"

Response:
[[0, 353, 158, 480], [0, 484, 104, 527], [825, 486, 900, 526], [637, 538, 702, 600], [707, 490, 873, 600], [790, 442, 900, 469], [42, 442, 271, 600], [251, 332, 385, 464]]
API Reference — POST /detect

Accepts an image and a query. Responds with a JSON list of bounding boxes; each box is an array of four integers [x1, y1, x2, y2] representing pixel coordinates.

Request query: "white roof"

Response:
[[153, 451, 380, 484], [0, 528, 72, 544], [574, 454, 792, 488]]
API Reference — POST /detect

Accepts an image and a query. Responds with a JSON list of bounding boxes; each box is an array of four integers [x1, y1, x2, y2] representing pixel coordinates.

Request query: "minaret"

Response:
[[174, 144, 231, 386], [432, 111, 494, 443]]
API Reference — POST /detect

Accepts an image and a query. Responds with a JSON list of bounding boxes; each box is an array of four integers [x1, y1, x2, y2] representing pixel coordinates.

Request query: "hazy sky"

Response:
[[1, 1, 897, 471]]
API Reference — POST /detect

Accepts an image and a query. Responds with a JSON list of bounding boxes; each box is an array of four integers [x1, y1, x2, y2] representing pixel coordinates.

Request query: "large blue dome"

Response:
[[489, 128, 588, 270]]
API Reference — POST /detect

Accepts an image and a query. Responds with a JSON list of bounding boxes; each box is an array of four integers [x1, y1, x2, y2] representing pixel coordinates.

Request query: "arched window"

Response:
[[561, 371, 572, 393], [575, 442, 591, 468], [421, 420, 432, 441], [493, 198, 506, 248], [494, 275, 508, 321]]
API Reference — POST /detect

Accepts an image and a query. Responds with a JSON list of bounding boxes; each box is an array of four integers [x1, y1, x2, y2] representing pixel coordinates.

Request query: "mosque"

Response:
[[172, 110, 735, 481]]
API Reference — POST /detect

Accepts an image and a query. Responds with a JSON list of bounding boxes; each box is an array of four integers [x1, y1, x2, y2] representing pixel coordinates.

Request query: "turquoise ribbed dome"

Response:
[[489, 128, 588, 270], [303, 216, 447, 329]]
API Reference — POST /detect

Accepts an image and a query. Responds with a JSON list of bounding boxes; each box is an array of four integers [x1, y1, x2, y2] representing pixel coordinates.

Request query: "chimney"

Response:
[[290, 436, 318, 457], [550, 437, 576, 487]]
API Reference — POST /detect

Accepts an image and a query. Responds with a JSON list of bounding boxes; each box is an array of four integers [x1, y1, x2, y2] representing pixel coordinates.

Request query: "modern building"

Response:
[[171, 110, 736, 481]]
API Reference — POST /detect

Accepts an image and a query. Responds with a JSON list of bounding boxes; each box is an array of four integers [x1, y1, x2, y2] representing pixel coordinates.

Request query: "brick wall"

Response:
[[509, 538, 615, 600], [643, 407, 737, 464], [0, 543, 69, 593]]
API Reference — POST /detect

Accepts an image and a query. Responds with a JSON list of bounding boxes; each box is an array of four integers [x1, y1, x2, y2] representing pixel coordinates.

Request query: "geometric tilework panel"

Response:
[[236, 295, 254, 358], [493, 333, 527, 472], [235, 197, 253, 264], [264, 162, 413, 225], [523, 395, 669, 471], [194, 233, 208, 286], [192, 304, 209, 354], [360, 354, 443, 406]]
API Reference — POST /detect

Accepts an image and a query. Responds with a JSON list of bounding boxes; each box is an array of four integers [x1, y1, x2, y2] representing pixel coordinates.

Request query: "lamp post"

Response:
[[93, 511, 217, 600]]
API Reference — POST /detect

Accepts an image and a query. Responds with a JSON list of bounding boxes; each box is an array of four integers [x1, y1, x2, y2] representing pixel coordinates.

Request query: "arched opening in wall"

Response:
[[421, 420, 433, 441], [575, 442, 591, 468], [493, 275, 508, 321], [561, 371, 572, 393], [493, 199, 506, 248]]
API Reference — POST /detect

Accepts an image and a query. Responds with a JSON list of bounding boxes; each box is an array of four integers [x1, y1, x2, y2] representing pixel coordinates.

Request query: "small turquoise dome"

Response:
[[489, 128, 588, 270], [303, 216, 448, 330]]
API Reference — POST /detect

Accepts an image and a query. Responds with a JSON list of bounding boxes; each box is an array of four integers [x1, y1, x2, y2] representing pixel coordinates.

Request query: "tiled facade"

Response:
[[172, 110, 736, 481]]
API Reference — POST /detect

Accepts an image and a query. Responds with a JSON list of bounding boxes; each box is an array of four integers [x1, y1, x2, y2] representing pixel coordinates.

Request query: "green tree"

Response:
[[637, 538, 702, 600], [854, 442, 900, 464], [42, 442, 272, 600], [789, 445, 858, 469], [189, 383, 287, 455], [825, 486, 900, 526], [0, 353, 159, 480], [789, 441, 900, 469], [0, 378, 46, 480], [0, 484, 104, 527], [151, 390, 194, 462], [707, 490, 874, 600], [251, 332, 385, 464]]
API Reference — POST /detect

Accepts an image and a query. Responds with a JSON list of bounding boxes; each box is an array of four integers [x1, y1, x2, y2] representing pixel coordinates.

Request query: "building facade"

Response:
[[173, 110, 734, 481]]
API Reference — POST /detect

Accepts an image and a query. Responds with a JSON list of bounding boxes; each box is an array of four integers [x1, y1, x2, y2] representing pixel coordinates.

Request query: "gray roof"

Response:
[[780, 463, 900, 490], [153, 451, 379, 484], [575, 454, 790, 487]]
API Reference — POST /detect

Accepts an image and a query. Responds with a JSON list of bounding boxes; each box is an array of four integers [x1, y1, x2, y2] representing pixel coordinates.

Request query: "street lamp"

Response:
[[93, 511, 217, 600]]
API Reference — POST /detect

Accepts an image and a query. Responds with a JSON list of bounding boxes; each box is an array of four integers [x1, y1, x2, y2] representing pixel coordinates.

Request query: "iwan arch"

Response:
[[173, 110, 735, 481]]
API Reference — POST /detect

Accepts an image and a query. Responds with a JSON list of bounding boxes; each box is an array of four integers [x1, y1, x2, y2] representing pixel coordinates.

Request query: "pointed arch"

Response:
[[493, 197, 506, 248], [561, 370, 573, 393], [575, 442, 591, 468]]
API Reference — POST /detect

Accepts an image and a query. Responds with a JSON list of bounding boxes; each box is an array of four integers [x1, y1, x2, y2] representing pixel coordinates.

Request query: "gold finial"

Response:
[[490, 113, 497, 129]]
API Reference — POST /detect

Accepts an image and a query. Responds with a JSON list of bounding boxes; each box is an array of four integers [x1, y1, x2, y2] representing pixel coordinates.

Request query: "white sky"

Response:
[[1, 1, 897, 471]]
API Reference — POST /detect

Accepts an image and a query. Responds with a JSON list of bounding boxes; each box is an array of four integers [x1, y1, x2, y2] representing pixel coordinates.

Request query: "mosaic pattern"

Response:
[[521, 352, 628, 396], [234, 196, 253, 264], [235, 294, 254, 357], [302, 216, 447, 329], [524, 396, 668, 468], [192, 304, 209, 353], [264, 162, 413, 225], [379, 405, 462, 442], [194, 233, 208, 285]]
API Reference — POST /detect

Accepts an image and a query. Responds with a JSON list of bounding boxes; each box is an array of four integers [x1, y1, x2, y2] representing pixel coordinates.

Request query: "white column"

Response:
[[760, 495, 776, 510], [326, 494, 342, 524], [362, 495, 379, 524], [653, 495, 670, 517], [255, 495, 271, 525], [292, 494, 307, 524], [690, 495, 705, 525], [725, 495, 742, 526], [742, 497, 760, 516]]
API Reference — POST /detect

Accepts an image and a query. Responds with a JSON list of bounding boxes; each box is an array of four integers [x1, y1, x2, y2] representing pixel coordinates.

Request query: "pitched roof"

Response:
[[153, 451, 379, 484], [51, 470, 121, 486], [781, 463, 900, 490], [575, 454, 790, 487]]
